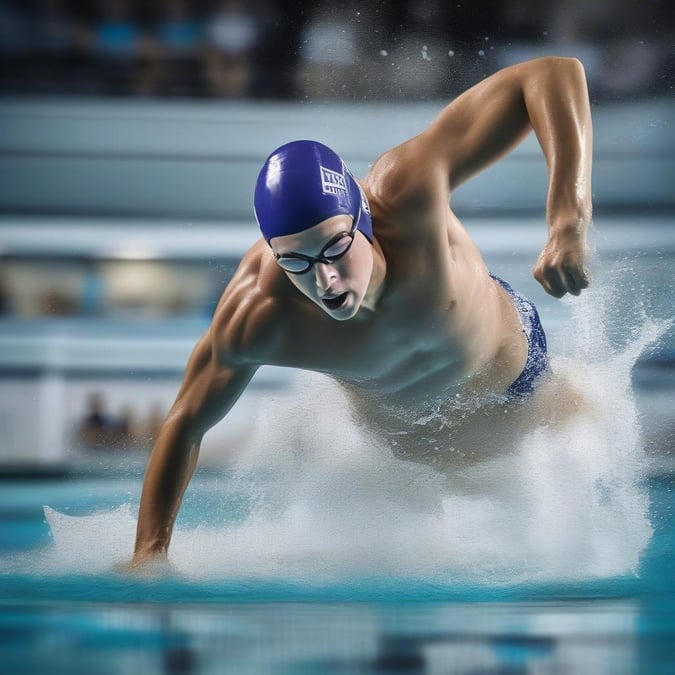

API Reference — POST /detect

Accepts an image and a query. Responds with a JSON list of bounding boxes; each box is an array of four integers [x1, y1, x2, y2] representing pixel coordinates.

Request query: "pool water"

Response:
[[0, 469, 673, 675]]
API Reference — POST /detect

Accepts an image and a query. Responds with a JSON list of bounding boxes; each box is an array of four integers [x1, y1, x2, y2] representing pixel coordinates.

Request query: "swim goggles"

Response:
[[273, 214, 359, 275]]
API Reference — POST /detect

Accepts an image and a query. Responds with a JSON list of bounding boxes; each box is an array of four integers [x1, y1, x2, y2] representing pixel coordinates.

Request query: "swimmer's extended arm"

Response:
[[131, 328, 257, 567], [425, 56, 593, 297]]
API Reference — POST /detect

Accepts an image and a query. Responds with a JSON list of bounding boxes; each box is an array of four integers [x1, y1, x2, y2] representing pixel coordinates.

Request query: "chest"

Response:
[[269, 208, 493, 394], [277, 261, 469, 393]]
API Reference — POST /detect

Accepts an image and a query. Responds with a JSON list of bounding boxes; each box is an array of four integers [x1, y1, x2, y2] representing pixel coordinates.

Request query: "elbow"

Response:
[[162, 407, 205, 448], [542, 55, 587, 79], [559, 56, 586, 79], [517, 56, 589, 98], [524, 56, 589, 96]]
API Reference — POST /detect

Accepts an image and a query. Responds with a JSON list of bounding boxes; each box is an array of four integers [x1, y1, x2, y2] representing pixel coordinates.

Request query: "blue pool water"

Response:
[[0, 471, 673, 675]]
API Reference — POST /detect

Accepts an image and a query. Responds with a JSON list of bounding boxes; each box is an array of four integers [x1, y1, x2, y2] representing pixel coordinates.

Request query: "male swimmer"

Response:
[[130, 57, 592, 568]]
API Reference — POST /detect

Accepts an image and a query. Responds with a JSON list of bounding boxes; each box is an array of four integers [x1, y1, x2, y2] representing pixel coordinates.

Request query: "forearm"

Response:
[[522, 57, 593, 236], [428, 56, 593, 296], [133, 413, 200, 558]]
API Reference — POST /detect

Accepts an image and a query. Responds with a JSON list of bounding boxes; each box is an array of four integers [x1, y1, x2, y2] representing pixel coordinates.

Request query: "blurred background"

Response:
[[0, 0, 672, 101], [0, 0, 673, 473]]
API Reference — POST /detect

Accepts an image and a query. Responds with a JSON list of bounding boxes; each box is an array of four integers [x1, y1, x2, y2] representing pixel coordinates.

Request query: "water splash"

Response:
[[3, 264, 670, 588]]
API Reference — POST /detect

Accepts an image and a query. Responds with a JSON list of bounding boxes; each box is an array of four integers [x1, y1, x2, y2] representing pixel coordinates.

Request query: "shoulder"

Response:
[[364, 138, 449, 235], [210, 239, 291, 367]]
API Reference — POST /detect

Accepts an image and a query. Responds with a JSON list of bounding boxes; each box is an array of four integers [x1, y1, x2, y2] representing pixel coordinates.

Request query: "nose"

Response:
[[314, 261, 338, 291]]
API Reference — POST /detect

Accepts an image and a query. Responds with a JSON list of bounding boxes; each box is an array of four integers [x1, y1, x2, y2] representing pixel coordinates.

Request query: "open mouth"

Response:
[[322, 292, 349, 311]]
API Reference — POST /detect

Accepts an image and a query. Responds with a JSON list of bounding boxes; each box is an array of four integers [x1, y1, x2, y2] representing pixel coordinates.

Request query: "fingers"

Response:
[[533, 232, 591, 298], [565, 263, 589, 296], [534, 258, 589, 298], [540, 267, 566, 298]]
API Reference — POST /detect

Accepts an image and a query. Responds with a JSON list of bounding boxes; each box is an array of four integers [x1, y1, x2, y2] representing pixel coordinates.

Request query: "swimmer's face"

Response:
[[270, 214, 374, 320]]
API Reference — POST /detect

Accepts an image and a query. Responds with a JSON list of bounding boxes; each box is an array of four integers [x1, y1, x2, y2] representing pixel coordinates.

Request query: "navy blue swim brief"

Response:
[[490, 274, 549, 396]]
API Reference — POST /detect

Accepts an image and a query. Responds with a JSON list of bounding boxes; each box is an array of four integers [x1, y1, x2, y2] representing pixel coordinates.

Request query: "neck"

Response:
[[361, 237, 387, 312]]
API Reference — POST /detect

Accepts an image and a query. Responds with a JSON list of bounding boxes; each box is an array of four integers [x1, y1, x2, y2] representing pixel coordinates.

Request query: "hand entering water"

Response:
[[116, 551, 178, 578]]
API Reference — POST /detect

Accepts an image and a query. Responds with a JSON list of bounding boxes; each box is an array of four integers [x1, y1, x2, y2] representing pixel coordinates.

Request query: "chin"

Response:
[[330, 309, 357, 321]]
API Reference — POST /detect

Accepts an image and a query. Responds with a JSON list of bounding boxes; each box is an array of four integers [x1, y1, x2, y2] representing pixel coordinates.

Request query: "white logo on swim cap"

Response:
[[320, 166, 347, 195]]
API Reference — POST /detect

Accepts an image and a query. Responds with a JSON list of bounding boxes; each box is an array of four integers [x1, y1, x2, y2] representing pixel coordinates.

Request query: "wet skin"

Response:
[[130, 56, 593, 567]]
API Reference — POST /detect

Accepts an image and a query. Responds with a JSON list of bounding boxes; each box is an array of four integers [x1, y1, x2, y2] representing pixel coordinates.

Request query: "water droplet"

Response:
[[380, 49, 388, 56], [478, 49, 485, 56], [448, 49, 455, 57]]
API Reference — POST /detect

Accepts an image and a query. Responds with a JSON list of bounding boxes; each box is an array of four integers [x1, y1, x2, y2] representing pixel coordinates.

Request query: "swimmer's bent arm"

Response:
[[425, 56, 593, 297], [131, 328, 257, 567]]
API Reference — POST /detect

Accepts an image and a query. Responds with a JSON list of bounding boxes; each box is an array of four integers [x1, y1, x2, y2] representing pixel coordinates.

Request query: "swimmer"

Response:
[[129, 57, 592, 568]]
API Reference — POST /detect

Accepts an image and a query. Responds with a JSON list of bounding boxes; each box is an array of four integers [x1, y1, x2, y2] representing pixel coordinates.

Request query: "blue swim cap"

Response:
[[254, 140, 373, 244]]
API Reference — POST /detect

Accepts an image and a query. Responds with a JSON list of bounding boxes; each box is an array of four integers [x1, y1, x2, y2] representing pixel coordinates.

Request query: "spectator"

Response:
[[39, 288, 78, 316], [296, 3, 368, 101], [116, 404, 139, 447], [81, 0, 153, 94], [79, 392, 115, 449], [386, 0, 502, 99], [497, 0, 670, 98], [143, 0, 205, 96], [79, 393, 143, 450], [203, 0, 263, 98], [589, 0, 672, 99]]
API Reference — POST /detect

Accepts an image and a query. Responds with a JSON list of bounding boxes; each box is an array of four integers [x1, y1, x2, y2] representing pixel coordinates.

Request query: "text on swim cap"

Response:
[[320, 166, 347, 195]]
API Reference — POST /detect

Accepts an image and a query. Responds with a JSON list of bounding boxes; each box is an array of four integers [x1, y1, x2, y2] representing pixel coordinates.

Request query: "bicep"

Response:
[[169, 329, 257, 439], [424, 61, 539, 189]]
